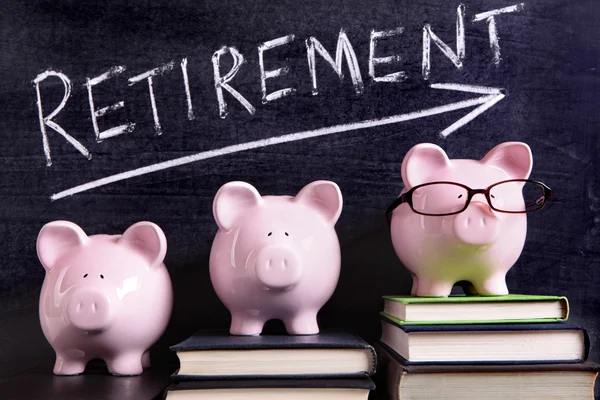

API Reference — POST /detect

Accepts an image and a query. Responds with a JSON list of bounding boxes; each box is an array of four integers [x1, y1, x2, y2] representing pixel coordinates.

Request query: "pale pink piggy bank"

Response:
[[37, 221, 173, 375], [210, 181, 343, 335], [388, 142, 551, 297]]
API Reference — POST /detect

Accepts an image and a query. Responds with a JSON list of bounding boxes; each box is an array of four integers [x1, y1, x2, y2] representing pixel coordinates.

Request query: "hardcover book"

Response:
[[170, 330, 376, 379], [380, 317, 588, 364], [164, 377, 375, 400], [382, 294, 569, 325], [375, 343, 599, 400]]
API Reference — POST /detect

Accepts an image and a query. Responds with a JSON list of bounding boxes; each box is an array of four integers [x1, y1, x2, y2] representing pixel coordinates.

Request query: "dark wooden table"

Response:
[[0, 362, 173, 400]]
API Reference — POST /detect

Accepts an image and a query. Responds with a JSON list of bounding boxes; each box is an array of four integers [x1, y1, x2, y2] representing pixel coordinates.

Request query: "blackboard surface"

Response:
[[1, 0, 599, 397]]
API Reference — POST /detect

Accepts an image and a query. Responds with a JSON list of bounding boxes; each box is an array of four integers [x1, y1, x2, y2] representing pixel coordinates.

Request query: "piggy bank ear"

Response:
[[481, 142, 533, 179], [401, 143, 451, 188], [213, 182, 263, 231], [294, 181, 343, 225], [119, 222, 167, 269], [37, 221, 88, 272]]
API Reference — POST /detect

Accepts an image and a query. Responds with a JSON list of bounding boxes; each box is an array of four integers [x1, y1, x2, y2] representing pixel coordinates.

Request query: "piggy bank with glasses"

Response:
[[210, 181, 343, 335], [387, 142, 551, 297], [37, 221, 173, 375]]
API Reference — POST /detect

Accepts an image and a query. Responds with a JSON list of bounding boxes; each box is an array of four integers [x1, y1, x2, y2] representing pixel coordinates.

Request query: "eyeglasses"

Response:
[[386, 179, 552, 219]]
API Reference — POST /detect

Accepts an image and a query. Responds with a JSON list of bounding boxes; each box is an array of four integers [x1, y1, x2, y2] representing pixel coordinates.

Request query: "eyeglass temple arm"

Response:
[[386, 192, 409, 217]]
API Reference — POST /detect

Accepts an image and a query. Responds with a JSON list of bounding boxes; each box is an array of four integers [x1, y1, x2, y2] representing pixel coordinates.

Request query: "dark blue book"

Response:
[[170, 330, 376, 380], [164, 377, 375, 400], [380, 316, 589, 365], [375, 343, 599, 400]]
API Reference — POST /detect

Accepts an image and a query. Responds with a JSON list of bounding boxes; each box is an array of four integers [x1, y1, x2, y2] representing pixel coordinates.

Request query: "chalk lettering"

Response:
[[181, 58, 195, 120], [212, 46, 256, 119], [306, 29, 364, 95], [128, 61, 175, 135], [369, 27, 407, 83], [473, 4, 525, 65], [86, 66, 135, 141], [33, 70, 91, 166], [34, 2, 527, 168], [422, 4, 466, 80], [258, 34, 296, 103]]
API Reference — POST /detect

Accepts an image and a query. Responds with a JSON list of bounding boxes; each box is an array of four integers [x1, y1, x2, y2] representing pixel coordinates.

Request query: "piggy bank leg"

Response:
[[141, 350, 151, 369], [472, 274, 509, 296], [284, 312, 319, 335], [410, 273, 419, 296], [230, 313, 265, 336], [53, 353, 88, 375], [106, 352, 144, 376], [415, 277, 454, 297]]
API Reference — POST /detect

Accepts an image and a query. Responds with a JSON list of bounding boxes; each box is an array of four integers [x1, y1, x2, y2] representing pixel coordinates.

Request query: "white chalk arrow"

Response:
[[51, 83, 505, 200], [430, 83, 505, 138]]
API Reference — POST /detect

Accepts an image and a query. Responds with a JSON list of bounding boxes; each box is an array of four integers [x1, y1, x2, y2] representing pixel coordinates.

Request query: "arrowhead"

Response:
[[431, 83, 506, 138]]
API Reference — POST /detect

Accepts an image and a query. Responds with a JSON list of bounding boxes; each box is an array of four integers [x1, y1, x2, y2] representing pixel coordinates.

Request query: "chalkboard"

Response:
[[1, 0, 599, 394]]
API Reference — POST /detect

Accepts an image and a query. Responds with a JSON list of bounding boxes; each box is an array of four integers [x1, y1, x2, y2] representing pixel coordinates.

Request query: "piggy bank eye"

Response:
[[285, 232, 289, 236], [267, 232, 272, 236], [83, 273, 88, 278], [100, 274, 104, 279]]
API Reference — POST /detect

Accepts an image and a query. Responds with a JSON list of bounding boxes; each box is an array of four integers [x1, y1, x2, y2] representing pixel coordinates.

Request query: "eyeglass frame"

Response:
[[386, 179, 552, 220]]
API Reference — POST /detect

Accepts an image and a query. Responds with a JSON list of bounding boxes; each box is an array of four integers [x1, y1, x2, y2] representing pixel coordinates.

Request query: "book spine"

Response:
[[561, 297, 570, 321], [583, 326, 590, 361], [367, 344, 377, 375], [349, 330, 377, 375]]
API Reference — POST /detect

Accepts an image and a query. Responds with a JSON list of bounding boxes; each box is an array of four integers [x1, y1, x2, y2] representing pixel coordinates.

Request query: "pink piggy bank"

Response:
[[37, 221, 173, 375], [388, 142, 551, 297], [210, 180, 343, 335]]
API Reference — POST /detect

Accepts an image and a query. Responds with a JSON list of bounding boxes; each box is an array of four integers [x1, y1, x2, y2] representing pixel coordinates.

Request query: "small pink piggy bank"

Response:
[[37, 221, 173, 375], [210, 181, 343, 335], [388, 142, 551, 297]]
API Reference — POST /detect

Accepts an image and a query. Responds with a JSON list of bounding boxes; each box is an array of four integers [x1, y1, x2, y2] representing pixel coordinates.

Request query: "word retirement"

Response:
[[33, 3, 523, 166]]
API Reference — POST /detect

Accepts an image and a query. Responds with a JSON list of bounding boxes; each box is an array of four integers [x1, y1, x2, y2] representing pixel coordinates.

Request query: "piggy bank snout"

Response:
[[453, 202, 500, 245], [255, 245, 302, 289], [66, 289, 113, 332]]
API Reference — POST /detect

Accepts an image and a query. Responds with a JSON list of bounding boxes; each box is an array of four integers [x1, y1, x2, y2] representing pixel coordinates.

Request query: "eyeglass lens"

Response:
[[412, 183, 469, 215], [489, 180, 546, 212], [412, 181, 547, 216]]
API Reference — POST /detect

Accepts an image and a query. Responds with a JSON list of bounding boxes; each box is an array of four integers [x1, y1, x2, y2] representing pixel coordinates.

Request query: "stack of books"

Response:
[[164, 330, 376, 399], [376, 294, 599, 399]]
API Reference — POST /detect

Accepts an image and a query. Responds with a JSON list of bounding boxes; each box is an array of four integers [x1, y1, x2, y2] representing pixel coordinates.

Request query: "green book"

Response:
[[381, 294, 569, 325]]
